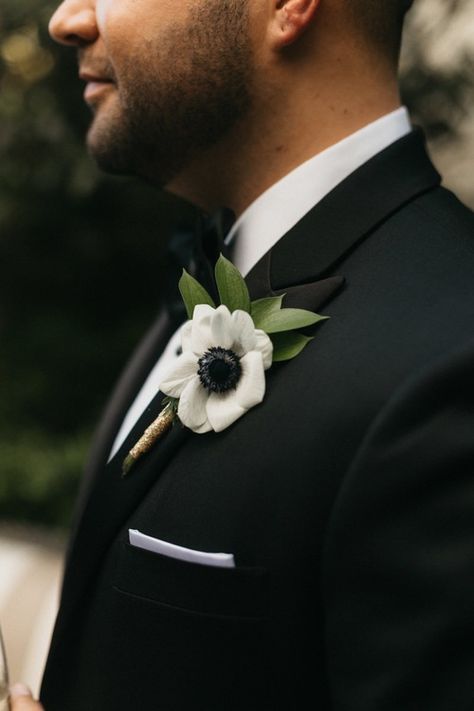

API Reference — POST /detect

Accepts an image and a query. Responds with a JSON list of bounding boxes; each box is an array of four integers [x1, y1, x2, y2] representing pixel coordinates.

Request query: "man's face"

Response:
[[49, 0, 254, 187]]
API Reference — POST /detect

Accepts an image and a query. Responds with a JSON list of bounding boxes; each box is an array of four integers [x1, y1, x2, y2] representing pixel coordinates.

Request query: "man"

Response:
[[11, 0, 474, 709]]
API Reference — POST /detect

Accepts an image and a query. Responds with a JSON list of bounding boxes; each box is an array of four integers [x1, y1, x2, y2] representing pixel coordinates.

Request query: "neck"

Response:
[[166, 56, 401, 218]]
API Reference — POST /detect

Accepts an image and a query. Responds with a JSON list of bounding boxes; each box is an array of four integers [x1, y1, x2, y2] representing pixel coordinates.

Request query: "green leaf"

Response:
[[250, 295, 284, 329], [271, 332, 314, 362], [258, 307, 328, 334], [161, 396, 179, 414], [178, 269, 215, 320], [214, 254, 251, 313]]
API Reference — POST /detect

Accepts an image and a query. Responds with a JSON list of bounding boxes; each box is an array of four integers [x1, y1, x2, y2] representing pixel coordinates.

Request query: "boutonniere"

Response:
[[122, 255, 328, 475]]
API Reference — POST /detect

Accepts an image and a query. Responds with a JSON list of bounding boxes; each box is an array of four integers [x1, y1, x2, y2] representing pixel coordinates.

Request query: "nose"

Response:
[[49, 0, 98, 47]]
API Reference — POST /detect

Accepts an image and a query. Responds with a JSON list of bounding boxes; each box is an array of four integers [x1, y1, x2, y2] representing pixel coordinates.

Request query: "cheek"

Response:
[[95, 0, 143, 51], [94, 0, 115, 30], [94, 0, 145, 76], [94, 0, 189, 84], [96, 0, 179, 42]]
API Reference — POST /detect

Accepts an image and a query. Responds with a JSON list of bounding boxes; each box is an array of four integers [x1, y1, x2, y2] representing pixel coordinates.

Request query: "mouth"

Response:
[[79, 71, 115, 104]]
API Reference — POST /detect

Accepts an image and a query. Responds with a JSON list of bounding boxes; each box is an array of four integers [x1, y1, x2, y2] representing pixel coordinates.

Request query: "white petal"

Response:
[[177, 376, 211, 432], [206, 390, 246, 433], [231, 310, 256, 354], [235, 351, 266, 409], [191, 419, 213, 434], [210, 305, 234, 349], [192, 304, 215, 322], [253, 329, 273, 370], [190, 304, 215, 355], [205, 352, 266, 432], [159, 351, 199, 398], [180, 321, 193, 352]]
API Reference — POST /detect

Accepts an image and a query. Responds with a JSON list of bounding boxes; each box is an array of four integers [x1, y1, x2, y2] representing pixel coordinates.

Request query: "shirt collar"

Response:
[[225, 106, 412, 277]]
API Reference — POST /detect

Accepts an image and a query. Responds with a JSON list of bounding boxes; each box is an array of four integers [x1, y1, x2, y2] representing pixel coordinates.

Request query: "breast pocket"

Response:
[[113, 541, 270, 621]]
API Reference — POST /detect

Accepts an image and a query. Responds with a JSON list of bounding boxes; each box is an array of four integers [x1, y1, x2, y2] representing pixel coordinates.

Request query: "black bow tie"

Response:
[[192, 207, 236, 301], [166, 207, 236, 316]]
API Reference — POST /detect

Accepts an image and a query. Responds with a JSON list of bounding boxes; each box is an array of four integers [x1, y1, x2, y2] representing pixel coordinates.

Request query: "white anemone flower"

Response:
[[160, 304, 273, 433]]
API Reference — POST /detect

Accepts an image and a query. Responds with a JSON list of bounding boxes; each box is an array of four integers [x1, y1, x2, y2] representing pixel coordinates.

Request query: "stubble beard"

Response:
[[86, 0, 253, 187]]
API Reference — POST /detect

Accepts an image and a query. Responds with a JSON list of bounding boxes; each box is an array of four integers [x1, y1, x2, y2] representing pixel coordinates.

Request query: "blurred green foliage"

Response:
[[0, 0, 194, 528], [0, 0, 472, 529]]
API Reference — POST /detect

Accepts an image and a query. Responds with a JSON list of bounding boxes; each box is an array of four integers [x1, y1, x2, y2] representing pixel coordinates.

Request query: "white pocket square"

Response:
[[128, 529, 236, 568]]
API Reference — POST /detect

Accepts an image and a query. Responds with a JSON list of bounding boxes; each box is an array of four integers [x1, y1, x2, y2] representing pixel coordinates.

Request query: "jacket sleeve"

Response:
[[322, 338, 474, 711]]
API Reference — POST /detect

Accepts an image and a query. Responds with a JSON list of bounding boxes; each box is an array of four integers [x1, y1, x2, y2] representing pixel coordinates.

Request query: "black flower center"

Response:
[[198, 347, 242, 394]]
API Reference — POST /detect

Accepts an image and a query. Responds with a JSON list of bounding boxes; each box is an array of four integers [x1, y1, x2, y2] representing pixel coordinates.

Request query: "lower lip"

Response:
[[84, 81, 114, 103]]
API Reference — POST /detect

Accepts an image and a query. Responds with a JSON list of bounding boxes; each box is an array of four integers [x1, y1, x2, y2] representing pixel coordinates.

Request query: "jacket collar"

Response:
[[245, 128, 440, 310]]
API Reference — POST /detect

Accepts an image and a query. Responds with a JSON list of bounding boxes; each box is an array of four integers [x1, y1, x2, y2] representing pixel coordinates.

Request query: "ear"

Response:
[[270, 0, 321, 49]]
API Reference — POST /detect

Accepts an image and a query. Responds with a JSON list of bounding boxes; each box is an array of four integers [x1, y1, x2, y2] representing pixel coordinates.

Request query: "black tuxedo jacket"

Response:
[[40, 130, 474, 710]]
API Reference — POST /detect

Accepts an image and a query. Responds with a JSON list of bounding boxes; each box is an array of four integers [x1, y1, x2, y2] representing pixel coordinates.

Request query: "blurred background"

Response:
[[0, 0, 473, 696]]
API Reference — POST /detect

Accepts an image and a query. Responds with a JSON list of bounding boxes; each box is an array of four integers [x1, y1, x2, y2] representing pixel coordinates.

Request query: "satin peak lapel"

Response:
[[245, 128, 440, 311]]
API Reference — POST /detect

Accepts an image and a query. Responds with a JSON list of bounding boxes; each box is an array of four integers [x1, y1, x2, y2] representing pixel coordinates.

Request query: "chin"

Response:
[[86, 110, 131, 176], [87, 143, 131, 177]]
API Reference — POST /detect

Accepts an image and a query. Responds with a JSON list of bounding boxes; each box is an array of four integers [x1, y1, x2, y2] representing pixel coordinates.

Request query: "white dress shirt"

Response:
[[108, 106, 412, 460]]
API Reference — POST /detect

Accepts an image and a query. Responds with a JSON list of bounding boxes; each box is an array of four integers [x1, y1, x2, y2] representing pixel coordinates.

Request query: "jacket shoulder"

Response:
[[411, 184, 474, 235], [393, 185, 474, 252]]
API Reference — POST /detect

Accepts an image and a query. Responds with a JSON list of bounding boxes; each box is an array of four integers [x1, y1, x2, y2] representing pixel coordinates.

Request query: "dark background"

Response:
[[1, 0, 473, 529]]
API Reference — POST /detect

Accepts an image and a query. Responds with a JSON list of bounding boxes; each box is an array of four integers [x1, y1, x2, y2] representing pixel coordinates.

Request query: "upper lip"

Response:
[[79, 70, 113, 83]]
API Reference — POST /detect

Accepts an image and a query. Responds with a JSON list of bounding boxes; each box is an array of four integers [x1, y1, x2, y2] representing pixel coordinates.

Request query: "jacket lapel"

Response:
[[69, 307, 183, 540], [54, 389, 191, 641], [245, 128, 440, 306], [244, 247, 345, 311], [53, 128, 441, 646]]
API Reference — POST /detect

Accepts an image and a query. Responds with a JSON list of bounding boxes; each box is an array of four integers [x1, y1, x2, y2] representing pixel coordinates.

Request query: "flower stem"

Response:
[[121, 400, 178, 477]]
